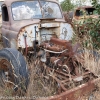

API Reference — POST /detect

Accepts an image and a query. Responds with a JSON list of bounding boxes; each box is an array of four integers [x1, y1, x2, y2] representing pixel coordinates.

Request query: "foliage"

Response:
[[87, 0, 100, 49], [60, 0, 90, 12], [60, 0, 74, 11], [92, 0, 100, 14], [73, 0, 100, 50], [76, 18, 100, 49]]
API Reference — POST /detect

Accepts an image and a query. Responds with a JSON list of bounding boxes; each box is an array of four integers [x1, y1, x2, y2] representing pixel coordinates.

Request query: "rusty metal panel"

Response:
[[36, 38, 99, 100], [40, 23, 60, 28], [18, 24, 39, 48], [18, 23, 74, 48], [59, 23, 73, 40], [38, 79, 97, 100]]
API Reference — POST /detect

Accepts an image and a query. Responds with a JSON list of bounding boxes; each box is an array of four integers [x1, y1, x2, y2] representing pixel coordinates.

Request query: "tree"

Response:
[[92, 0, 100, 14], [60, 0, 74, 12], [60, 0, 92, 12]]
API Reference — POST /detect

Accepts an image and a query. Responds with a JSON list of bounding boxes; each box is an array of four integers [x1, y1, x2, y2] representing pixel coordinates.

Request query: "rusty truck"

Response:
[[0, 0, 3, 25], [63, 6, 99, 24], [72, 6, 99, 24], [0, 0, 100, 100], [0, 0, 4, 40]]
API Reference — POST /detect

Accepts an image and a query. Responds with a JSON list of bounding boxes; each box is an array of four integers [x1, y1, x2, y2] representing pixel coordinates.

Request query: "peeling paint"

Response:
[[18, 23, 73, 48]]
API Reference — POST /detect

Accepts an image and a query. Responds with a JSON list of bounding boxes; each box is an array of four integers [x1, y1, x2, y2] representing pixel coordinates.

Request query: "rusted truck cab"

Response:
[[0, 0, 4, 40], [1, 0, 73, 50], [0, 0, 3, 25], [0, 0, 74, 95]]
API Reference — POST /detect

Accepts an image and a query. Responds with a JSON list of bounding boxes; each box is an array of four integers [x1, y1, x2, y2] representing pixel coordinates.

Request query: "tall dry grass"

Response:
[[0, 37, 100, 99], [73, 29, 100, 99], [26, 59, 57, 99], [77, 49, 100, 76]]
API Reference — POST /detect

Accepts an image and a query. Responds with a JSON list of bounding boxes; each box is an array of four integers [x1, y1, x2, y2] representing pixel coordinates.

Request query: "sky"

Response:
[[59, 0, 92, 6]]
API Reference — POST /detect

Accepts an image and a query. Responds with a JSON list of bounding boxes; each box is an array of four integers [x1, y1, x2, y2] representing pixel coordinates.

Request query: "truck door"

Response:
[[1, 4, 10, 48]]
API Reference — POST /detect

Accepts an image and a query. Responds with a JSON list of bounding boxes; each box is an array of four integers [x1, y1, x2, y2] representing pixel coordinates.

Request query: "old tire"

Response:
[[0, 48, 29, 92]]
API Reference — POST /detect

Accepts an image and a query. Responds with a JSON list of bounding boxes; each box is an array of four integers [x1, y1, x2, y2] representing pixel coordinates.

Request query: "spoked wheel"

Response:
[[0, 48, 29, 95]]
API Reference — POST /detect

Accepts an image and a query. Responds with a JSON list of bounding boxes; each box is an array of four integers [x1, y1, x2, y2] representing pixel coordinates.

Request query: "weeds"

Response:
[[27, 60, 58, 98]]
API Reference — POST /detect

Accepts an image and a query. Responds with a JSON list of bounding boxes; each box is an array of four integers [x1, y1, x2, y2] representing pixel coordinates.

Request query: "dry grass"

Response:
[[80, 49, 100, 76], [78, 49, 100, 100], [0, 41, 100, 100], [26, 60, 58, 98], [26, 49, 100, 100]]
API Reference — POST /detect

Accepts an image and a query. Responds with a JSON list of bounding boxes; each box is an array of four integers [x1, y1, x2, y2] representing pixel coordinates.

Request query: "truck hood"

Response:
[[10, 19, 65, 32], [10, 20, 40, 32]]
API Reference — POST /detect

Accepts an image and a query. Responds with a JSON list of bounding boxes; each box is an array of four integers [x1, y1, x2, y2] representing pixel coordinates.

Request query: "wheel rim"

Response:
[[0, 59, 15, 88]]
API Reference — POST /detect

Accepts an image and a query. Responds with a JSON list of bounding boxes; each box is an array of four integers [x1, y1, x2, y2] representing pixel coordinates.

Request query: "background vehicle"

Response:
[[63, 6, 98, 24], [72, 6, 99, 24]]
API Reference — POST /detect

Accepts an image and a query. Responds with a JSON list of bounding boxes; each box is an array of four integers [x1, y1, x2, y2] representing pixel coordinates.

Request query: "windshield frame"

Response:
[[11, 0, 63, 21]]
